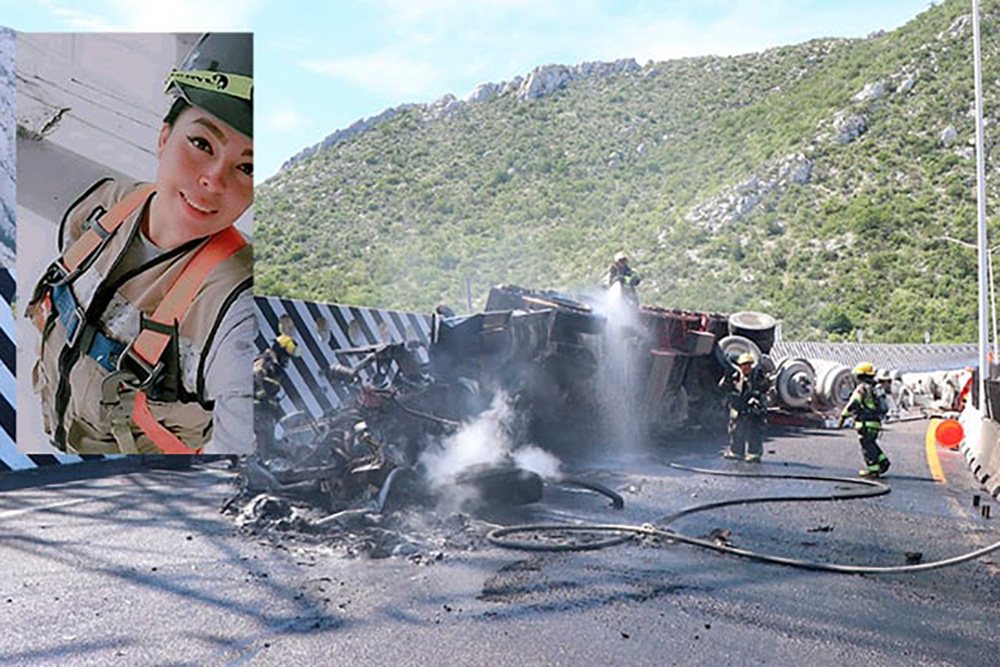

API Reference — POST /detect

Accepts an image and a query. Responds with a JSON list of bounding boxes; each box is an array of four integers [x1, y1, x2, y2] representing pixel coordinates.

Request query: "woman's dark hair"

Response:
[[163, 97, 191, 127]]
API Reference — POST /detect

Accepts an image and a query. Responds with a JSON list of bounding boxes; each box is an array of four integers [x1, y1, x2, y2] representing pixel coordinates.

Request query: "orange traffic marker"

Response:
[[935, 418, 964, 449]]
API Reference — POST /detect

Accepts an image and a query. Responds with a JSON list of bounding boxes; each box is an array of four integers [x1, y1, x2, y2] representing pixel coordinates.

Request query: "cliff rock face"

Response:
[[0, 28, 14, 267], [517, 59, 640, 100], [683, 153, 814, 233], [283, 58, 641, 169], [852, 81, 886, 103], [832, 112, 868, 144]]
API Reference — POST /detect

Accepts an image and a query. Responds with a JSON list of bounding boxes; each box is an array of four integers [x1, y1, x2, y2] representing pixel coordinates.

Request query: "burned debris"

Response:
[[236, 283, 902, 554]]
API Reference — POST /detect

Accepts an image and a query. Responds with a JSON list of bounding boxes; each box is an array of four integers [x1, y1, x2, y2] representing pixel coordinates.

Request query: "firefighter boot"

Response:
[[859, 463, 882, 478], [878, 455, 891, 476]]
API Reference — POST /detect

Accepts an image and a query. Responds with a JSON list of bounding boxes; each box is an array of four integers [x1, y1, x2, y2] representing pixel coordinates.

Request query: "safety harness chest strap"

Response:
[[45, 186, 155, 449], [61, 185, 155, 277], [115, 226, 247, 454]]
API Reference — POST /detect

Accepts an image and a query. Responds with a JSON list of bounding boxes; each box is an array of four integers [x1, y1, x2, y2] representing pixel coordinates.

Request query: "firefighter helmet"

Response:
[[614, 251, 628, 263], [275, 334, 296, 357], [853, 361, 875, 377], [736, 352, 755, 366], [165, 33, 253, 138]]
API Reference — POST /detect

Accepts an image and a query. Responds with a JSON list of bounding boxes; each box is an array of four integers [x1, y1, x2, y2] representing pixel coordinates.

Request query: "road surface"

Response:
[[0, 420, 997, 666]]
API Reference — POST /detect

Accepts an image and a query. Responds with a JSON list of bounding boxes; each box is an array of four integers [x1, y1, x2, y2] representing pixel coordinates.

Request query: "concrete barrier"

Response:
[[962, 405, 1000, 499], [253, 295, 432, 422]]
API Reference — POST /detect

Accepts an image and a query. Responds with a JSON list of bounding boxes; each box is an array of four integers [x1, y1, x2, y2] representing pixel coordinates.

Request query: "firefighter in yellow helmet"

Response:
[[601, 250, 642, 305], [838, 361, 891, 477], [719, 351, 770, 462], [253, 334, 297, 451], [274, 334, 297, 358]]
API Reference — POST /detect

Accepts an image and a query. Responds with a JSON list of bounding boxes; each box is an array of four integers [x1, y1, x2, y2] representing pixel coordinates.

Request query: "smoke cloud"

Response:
[[419, 392, 563, 488]]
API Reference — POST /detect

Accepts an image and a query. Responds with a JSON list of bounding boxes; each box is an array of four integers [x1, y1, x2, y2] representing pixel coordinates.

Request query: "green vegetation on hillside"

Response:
[[255, 0, 1000, 342]]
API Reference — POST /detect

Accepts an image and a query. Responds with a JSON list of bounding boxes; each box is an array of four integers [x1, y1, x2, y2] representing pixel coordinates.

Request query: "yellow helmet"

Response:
[[736, 352, 755, 365], [614, 251, 628, 263], [275, 334, 297, 357], [853, 361, 875, 377]]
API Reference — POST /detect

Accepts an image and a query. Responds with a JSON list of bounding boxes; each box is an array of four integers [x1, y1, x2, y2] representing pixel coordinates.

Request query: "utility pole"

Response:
[[973, 0, 991, 415]]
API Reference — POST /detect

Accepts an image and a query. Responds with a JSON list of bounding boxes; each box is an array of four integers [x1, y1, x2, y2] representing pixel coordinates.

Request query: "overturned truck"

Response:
[[245, 284, 854, 515], [435, 284, 738, 442]]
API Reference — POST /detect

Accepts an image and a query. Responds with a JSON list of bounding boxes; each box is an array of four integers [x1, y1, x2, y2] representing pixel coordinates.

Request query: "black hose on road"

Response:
[[558, 478, 625, 510], [487, 463, 1000, 574]]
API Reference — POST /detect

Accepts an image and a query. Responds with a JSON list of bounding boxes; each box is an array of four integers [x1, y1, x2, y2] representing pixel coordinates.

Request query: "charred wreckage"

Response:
[[237, 284, 866, 540]]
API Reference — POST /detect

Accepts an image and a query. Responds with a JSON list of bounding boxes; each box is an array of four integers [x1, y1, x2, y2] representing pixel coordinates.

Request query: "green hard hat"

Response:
[[166, 33, 253, 138]]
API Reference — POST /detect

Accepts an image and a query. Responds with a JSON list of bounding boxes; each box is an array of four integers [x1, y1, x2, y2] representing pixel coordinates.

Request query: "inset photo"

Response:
[[16, 32, 254, 455]]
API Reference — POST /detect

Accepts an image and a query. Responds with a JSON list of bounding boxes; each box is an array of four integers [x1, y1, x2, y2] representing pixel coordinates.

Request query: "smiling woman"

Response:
[[19, 32, 255, 455], [151, 105, 254, 248]]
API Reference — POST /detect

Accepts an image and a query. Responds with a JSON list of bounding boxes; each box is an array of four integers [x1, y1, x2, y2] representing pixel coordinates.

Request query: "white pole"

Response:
[[973, 0, 991, 414], [991, 251, 999, 368]]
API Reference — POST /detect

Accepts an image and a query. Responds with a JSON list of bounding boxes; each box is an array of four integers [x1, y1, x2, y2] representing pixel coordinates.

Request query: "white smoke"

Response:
[[512, 445, 563, 480], [419, 392, 563, 489]]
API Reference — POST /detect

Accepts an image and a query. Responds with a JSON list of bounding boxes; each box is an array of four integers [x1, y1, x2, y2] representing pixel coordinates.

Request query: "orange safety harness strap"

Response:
[[29, 185, 154, 334], [132, 391, 196, 454], [60, 185, 155, 274], [127, 226, 246, 454]]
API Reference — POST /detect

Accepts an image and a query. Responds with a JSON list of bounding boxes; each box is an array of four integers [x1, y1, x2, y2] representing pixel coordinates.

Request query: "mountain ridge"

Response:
[[281, 58, 644, 170], [256, 0, 998, 343]]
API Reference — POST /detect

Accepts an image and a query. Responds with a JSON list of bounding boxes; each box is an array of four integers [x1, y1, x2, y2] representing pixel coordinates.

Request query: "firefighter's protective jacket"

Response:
[[841, 380, 888, 431], [720, 366, 769, 420], [602, 263, 641, 290]]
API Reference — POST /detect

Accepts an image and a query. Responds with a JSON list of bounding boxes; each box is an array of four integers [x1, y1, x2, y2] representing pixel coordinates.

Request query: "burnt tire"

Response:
[[456, 465, 544, 507]]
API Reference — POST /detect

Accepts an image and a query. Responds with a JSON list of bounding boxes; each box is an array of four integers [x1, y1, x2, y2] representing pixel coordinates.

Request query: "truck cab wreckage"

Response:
[[241, 284, 913, 533]]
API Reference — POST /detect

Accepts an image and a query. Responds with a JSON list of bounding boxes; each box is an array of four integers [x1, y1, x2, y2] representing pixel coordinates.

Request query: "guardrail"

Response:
[[253, 295, 432, 421], [962, 381, 1000, 499]]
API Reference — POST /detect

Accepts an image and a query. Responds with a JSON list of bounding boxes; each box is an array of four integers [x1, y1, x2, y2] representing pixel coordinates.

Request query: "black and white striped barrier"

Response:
[[0, 268, 117, 470], [254, 295, 432, 422], [0, 268, 16, 469], [961, 382, 1000, 499], [0, 288, 433, 470]]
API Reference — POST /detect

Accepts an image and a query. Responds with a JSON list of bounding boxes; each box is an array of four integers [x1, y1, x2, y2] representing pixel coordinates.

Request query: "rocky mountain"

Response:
[[255, 0, 1000, 342], [281, 58, 643, 169]]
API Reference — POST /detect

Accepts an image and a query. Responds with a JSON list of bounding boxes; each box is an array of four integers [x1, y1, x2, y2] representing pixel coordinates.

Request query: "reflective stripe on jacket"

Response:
[[842, 381, 882, 431]]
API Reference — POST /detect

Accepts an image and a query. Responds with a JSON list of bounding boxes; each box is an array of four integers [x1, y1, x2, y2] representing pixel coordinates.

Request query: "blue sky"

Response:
[[0, 0, 932, 181]]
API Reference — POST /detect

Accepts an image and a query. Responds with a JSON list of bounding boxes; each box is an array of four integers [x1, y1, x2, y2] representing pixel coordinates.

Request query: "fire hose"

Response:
[[487, 463, 1000, 574]]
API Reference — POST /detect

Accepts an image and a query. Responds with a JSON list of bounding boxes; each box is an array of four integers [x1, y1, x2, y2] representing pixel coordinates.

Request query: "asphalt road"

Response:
[[1, 420, 998, 666]]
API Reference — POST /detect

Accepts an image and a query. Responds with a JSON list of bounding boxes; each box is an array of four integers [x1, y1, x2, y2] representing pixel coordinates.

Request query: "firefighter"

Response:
[[315, 315, 332, 348], [875, 368, 896, 421], [601, 251, 641, 305], [720, 351, 770, 462], [838, 361, 891, 477], [24, 33, 253, 455], [253, 335, 296, 450]]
